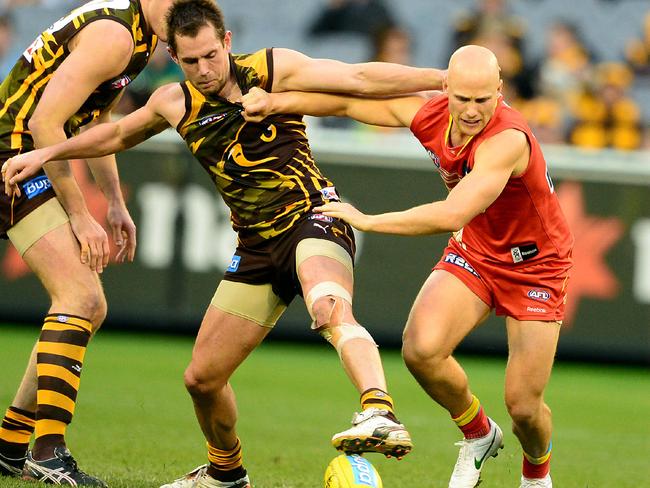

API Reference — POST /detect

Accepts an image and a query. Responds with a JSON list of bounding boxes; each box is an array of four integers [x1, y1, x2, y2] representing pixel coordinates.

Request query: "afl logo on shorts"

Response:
[[527, 289, 550, 302]]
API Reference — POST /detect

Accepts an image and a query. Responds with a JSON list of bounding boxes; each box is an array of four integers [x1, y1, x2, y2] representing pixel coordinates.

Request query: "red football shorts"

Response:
[[434, 239, 571, 322]]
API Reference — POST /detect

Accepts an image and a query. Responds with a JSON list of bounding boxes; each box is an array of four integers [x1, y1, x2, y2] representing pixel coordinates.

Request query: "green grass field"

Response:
[[1, 324, 648, 487]]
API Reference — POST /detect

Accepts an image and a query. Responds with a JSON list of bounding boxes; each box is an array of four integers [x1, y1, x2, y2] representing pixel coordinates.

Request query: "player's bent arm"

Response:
[[272, 48, 445, 95], [318, 130, 528, 235], [433, 130, 528, 228], [29, 20, 134, 215]]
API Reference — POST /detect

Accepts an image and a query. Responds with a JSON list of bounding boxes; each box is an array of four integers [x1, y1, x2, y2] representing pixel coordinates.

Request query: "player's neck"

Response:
[[448, 123, 472, 149], [219, 76, 242, 103]]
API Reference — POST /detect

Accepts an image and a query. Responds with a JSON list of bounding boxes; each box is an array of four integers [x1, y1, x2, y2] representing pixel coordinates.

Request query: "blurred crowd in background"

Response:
[[1, 0, 650, 151]]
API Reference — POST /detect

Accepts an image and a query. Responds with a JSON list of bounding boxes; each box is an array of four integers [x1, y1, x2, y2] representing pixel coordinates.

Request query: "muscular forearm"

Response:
[[30, 122, 89, 215], [365, 201, 464, 236], [270, 91, 350, 118], [40, 122, 127, 165], [86, 155, 124, 204], [268, 91, 402, 127], [81, 114, 126, 205], [354, 64, 445, 96]]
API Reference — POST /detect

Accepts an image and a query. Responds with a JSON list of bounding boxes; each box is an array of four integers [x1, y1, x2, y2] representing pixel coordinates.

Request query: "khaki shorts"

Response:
[[7, 197, 69, 256], [0, 169, 58, 239]]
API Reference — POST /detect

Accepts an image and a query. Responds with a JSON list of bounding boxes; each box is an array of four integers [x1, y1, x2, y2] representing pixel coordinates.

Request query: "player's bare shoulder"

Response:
[[147, 82, 186, 128], [69, 18, 134, 60], [478, 129, 530, 175]]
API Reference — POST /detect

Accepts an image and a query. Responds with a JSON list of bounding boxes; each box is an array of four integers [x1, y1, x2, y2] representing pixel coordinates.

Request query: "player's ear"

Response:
[[167, 45, 179, 64], [224, 30, 232, 52]]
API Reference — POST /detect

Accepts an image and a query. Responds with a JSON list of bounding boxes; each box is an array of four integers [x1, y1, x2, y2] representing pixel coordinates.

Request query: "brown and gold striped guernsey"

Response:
[[0, 0, 157, 158], [177, 48, 339, 246]]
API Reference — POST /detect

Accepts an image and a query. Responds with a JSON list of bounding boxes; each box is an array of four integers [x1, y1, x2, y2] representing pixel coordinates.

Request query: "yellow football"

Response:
[[324, 454, 383, 488]]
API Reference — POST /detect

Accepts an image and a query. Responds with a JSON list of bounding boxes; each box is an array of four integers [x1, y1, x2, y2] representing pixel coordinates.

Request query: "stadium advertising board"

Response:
[[0, 139, 648, 363]]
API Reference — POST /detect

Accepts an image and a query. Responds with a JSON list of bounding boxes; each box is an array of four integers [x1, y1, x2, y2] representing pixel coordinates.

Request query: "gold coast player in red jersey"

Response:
[[239, 45, 572, 488]]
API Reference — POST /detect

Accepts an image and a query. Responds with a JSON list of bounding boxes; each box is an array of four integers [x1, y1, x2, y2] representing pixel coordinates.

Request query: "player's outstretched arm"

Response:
[[272, 48, 445, 95], [242, 86, 426, 127], [2, 84, 175, 195]]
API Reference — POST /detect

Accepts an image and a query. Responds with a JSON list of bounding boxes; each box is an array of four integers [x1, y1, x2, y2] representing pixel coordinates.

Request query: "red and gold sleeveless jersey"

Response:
[[177, 48, 339, 245], [410, 93, 573, 265], [0, 0, 157, 158]]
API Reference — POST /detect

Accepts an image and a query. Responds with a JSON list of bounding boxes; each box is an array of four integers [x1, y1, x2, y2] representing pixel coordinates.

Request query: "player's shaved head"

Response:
[[447, 45, 501, 91], [444, 45, 503, 139]]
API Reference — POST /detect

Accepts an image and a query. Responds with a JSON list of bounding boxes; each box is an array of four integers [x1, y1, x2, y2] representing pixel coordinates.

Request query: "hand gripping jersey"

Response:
[[410, 94, 573, 266], [177, 48, 340, 246], [0, 0, 157, 158]]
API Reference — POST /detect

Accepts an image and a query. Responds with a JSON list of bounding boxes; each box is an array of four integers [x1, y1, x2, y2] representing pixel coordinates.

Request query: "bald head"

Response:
[[444, 45, 503, 139], [447, 45, 501, 90]]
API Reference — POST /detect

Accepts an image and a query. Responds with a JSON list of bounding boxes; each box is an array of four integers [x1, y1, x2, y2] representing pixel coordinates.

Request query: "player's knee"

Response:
[[183, 367, 210, 398], [183, 364, 225, 398], [505, 393, 545, 426], [88, 293, 107, 332], [402, 336, 448, 371], [78, 287, 106, 332], [306, 281, 352, 329], [51, 285, 106, 332], [311, 295, 345, 330]]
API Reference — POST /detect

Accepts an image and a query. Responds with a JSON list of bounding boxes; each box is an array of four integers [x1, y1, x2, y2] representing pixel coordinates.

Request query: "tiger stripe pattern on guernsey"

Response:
[[0, 0, 157, 158], [176, 48, 341, 246]]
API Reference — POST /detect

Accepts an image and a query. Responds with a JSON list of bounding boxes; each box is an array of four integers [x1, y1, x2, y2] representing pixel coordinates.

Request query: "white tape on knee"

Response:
[[333, 323, 377, 356], [305, 281, 352, 321]]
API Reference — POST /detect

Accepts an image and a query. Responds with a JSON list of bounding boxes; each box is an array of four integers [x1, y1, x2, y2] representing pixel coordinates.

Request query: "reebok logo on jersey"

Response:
[[22, 175, 52, 200], [510, 243, 539, 263], [528, 289, 551, 302], [443, 252, 480, 277]]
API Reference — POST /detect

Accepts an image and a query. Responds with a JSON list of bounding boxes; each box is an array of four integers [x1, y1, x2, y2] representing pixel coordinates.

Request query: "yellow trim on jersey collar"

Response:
[[445, 114, 475, 156], [178, 82, 207, 137]]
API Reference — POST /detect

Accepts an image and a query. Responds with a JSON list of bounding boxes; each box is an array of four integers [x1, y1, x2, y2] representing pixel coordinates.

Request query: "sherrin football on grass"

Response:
[[324, 454, 382, 488]]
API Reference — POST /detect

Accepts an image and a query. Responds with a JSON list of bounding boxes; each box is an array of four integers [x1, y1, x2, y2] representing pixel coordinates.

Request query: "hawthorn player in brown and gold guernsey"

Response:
[[1, 1, 447, 485], [0, 0, 157, 232], [0, 0, 177, 485], [178, 49, 338, 245]]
